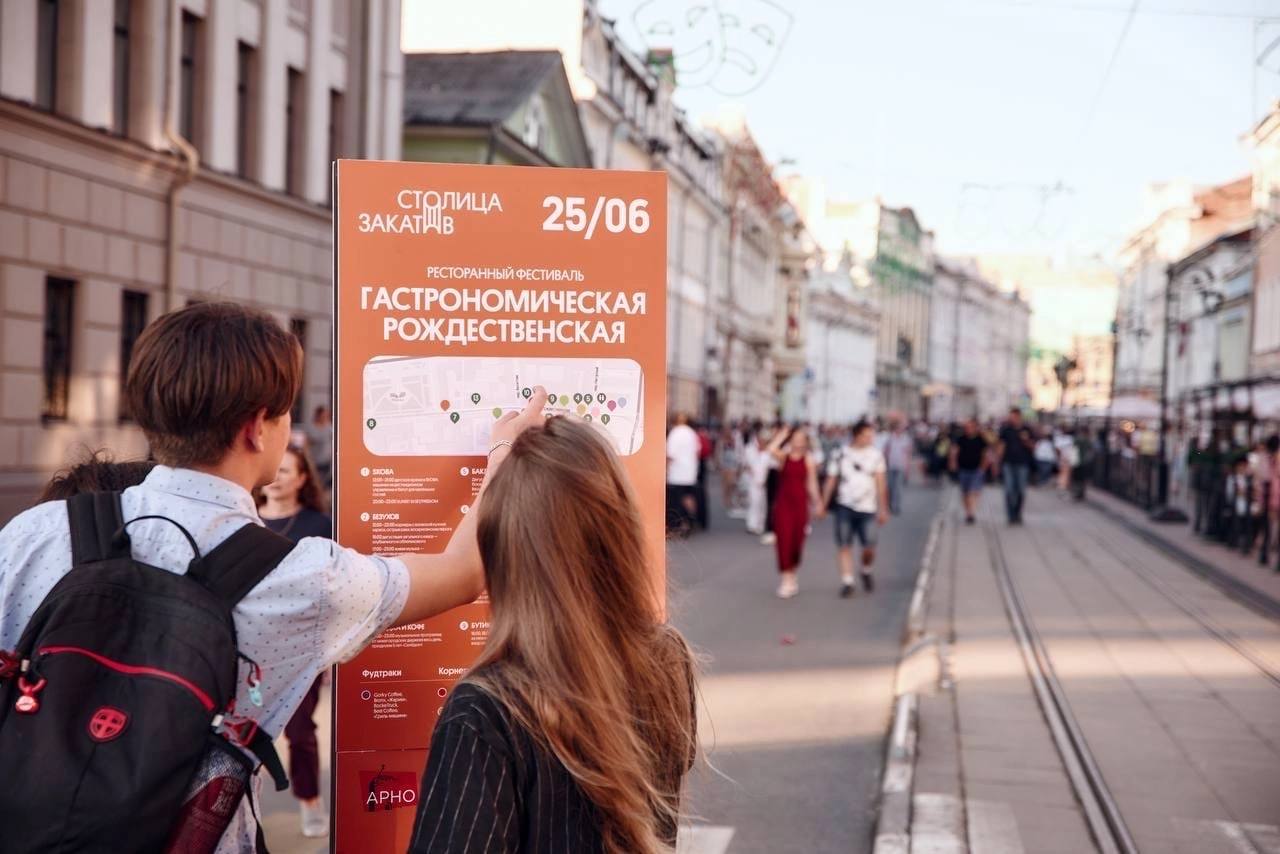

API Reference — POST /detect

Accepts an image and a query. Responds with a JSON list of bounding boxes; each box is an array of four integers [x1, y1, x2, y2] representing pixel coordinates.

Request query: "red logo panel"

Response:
[[88, 706, 129, 742]]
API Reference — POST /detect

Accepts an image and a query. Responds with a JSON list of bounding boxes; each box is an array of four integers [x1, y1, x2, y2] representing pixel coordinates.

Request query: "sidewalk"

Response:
[[897, 484, 1280, 854], [1088, 489, 1280, 618]]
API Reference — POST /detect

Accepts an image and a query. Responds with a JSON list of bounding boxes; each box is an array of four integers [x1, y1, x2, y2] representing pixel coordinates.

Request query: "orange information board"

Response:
[[330, 160, 667, 851]]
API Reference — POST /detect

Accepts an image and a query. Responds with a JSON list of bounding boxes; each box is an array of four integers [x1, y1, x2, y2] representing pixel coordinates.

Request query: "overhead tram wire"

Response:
[[1059, 0, 1141, 184], [965, 0, 1280, 20]]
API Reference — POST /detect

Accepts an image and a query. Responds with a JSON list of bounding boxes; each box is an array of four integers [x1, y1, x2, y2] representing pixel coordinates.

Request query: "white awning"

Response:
[[1253, 384, 1280, 419], [1108, 395, 1161, 420]]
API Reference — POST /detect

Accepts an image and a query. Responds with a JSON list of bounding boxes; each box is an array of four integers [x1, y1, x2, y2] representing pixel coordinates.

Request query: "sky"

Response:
[[598, 0, 1280, 260]]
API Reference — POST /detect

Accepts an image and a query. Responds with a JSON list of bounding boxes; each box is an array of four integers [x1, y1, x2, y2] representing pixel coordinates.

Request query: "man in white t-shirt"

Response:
[[666, 413, 700, 533], [821, 420, 889, 597], [0, 303, 548, 852]]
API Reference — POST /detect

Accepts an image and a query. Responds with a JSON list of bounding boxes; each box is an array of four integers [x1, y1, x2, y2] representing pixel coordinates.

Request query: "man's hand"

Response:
[[877, 510, 889, 527]]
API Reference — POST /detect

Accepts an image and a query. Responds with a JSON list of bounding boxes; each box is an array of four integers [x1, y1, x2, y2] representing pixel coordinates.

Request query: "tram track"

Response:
[[1071, 513, 1280, 692], [982, 524, 1140, 854], [982, 499, 1280, 854]]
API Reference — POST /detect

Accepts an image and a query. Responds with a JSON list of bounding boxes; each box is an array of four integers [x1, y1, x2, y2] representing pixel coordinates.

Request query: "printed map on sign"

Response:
[[363, 356, 645, 456]]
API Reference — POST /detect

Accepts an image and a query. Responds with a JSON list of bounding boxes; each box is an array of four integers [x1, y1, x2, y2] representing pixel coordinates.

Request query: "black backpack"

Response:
[[0, 492, 295, 853]]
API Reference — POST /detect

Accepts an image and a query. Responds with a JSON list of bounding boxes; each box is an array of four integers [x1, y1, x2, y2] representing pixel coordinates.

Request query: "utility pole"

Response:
[[1150, 263, 1188, 522]]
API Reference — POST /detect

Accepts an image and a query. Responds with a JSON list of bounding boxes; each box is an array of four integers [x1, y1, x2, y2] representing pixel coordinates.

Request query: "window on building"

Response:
[[118, 290, 149, 420], [522, 96, 546, 151], [112, 0, 131, 134], [327, 88, 343, 202], [290, 317, 308, 421], [43, 277, 75, 422], [285, 68, 304, 196], [36, 0, 59, 111], [236, 42, 256, 178], [179, 11, 202, 144]]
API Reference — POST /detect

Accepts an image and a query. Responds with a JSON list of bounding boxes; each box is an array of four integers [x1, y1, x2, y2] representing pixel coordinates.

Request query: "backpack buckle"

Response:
[[14, 676, 47, 714]]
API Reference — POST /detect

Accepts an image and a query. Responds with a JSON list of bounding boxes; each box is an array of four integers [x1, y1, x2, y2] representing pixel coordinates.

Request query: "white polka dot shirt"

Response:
[[0, 465, 410, 852]]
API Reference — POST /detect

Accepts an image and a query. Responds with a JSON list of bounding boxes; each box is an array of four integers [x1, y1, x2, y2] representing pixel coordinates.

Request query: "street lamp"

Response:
[[1150, 261, 1216, 522]]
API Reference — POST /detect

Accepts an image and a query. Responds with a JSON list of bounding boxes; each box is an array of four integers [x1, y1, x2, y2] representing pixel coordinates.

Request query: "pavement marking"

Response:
[[1203, 820, 1280, 854], [676, 825, 735, 854], [911, 792, 966, 854], [966, 799, 1023, 854]]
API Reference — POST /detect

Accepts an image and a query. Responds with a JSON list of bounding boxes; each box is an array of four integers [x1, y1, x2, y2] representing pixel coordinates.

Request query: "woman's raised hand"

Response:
[[492, 386, 549, 449]]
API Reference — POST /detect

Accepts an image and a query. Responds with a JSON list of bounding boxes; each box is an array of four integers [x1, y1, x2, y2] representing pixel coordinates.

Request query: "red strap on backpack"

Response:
[[0, 650, 18, 681]]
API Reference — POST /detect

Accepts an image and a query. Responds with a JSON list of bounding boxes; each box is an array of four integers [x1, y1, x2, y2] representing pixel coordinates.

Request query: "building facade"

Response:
[[401, 50, 591, 168], [931, 258, 1030, 422], [1166, 227, 1255, 423], [402, 0, 732, 420], [0, 0, 402, 519], [1111, 178, 1252, 422], [710, 115, 788, 422], [802, 251, 878, 425], [871, 205, 933, 418], [1065, 333, 1114, 415], [1249, 106, 1280, 394]]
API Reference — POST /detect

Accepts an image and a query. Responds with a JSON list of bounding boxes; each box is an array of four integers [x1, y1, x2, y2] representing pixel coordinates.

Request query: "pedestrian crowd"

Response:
[[0, 301, 698, 854], [667, 409, 1110, 601], [1187, 433, 1280, 572]]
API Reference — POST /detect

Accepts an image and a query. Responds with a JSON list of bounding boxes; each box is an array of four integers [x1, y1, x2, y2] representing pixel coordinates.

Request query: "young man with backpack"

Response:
[[0, 302, 546, 853], [820, 421, 889, 598]]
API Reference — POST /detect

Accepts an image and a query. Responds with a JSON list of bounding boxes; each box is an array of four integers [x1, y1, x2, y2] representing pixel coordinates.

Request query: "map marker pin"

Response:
[[573, 393, 582, 404], [522, 387, 532, 399], [596, 393, 606, 404], [441, 400, 450, 411], [492, 407, 502, 419], [584, 414, 592, 422], [449, 412, 460, 424], [601, 414, 610, 424], [366, 418, 376, 429], [559, 394, 569, 406], [471, 393, 481, 404], [607, 400, 616, 411]]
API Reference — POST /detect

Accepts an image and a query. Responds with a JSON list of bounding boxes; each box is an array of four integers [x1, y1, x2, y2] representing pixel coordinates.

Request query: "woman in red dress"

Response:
[[766, 426, 823, 598]]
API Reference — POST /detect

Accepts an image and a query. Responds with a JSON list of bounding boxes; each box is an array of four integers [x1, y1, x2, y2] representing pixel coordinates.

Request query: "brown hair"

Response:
[[38, 451, 156, 503], [469, 417, 696, 854], [125, 302, 302, 468], [254, 444, 328, 514]]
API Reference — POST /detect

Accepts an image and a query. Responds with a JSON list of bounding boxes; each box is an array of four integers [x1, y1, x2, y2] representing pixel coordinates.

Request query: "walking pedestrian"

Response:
[[821, 420, 889, 597], [949, 418, 991, 525], [1070, 427, 1094, 502], [255, 445, 332, 839], [743, 428, 773, 535], [720, 424, 746, 519], [1053, 427, 1075, 493], [1266, 436, 1280, 570], [1033, 429, 1057, 486], [762, 429, 782, 546], [408, 417, 697, 854], [766, 427, 823, 598], [694, 422, 714, 530], [881, 417, 914, 515], [665, 414, 700, 536], [995, 408, 1035, 525], [303, 405, 333, 491]]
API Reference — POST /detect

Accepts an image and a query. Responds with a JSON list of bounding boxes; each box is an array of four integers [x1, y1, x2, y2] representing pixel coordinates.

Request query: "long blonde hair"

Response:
[[469, 416, 696, 853]]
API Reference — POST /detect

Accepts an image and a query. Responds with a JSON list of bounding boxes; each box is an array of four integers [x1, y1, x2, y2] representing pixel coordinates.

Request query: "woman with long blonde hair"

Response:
[[409, 416, 697, 854]]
